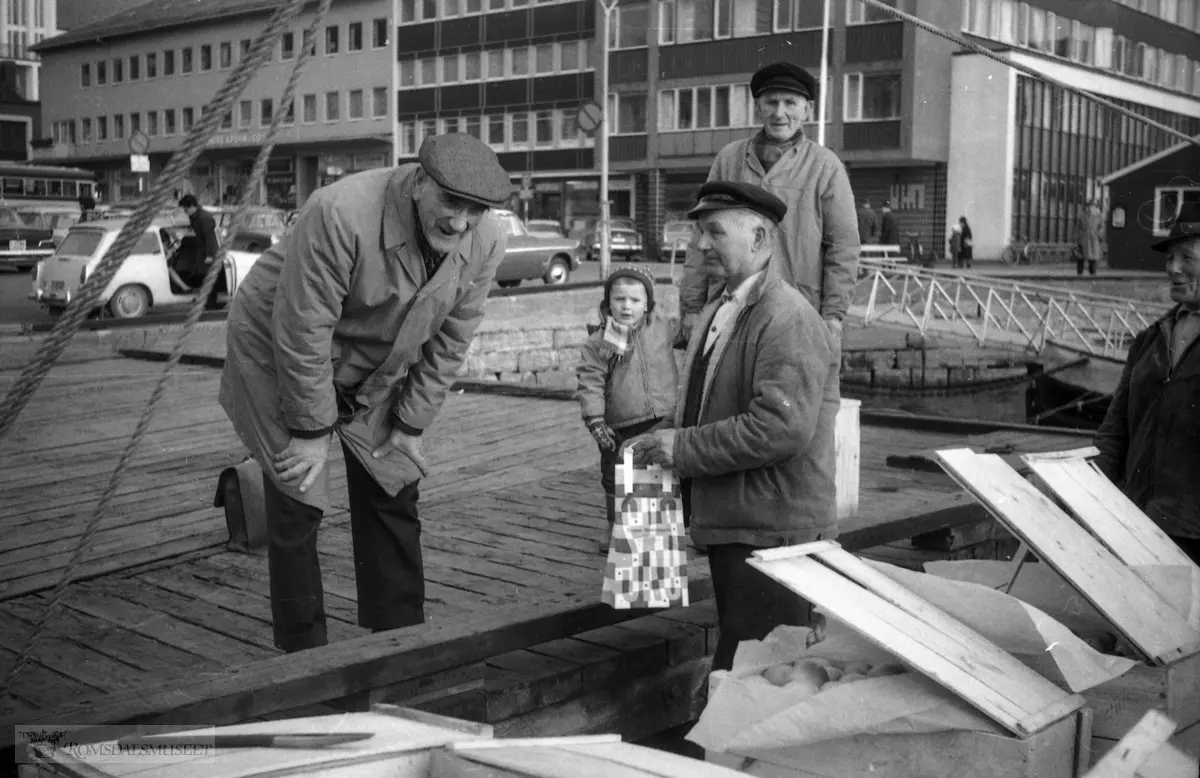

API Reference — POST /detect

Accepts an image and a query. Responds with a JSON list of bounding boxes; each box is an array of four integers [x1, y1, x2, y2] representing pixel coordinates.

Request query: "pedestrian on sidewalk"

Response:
[[949, 221, 964, 269], [1075, 200, 1104, 276], [575, 265, 679, 554], [958, 216, 973, 269], [219, 134, 512, 653]]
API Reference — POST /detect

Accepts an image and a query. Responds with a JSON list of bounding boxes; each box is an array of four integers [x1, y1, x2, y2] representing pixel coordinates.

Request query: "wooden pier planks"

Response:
[[936, 448, 1200, 665]]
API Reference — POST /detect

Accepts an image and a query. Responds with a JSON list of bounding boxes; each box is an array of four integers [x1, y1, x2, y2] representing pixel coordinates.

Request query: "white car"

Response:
[[29, 217, 261, 319]]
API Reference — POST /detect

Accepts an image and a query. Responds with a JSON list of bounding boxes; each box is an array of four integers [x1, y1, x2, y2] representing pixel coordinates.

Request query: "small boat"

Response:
[[1024, 357, 1122, 431]]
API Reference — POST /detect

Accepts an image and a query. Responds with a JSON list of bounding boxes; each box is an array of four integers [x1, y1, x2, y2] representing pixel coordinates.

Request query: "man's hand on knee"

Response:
[[274, 434, 332, 494]]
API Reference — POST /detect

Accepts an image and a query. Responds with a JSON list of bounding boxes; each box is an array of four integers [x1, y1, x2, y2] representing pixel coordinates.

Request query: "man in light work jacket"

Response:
[[679, 62, 860, 347], [219, 134, 512, 652]]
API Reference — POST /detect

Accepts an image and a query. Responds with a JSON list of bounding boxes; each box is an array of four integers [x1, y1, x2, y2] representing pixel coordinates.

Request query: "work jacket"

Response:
[[219, 165, 506, 511]]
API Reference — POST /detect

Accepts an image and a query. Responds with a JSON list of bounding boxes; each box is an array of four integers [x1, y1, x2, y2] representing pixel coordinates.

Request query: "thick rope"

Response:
[[0, 0, 328, 703], [863, 0, 1200, 149], [0, 0, 307, 445]]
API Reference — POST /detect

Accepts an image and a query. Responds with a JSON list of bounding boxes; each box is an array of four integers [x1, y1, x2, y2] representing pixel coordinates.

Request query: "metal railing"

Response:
[[853, 258, 1170, 361]]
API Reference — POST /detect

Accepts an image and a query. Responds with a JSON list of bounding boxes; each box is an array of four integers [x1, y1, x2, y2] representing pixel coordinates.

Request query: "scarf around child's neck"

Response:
[[600, 315, 644, 359]]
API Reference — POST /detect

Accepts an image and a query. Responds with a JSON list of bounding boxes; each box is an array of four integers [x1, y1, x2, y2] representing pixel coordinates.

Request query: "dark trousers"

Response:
[[1076, 258, 1097, 275], [708, 544, 815, 672], [261, 442, 425, 652], [599, 417, 663, 527]]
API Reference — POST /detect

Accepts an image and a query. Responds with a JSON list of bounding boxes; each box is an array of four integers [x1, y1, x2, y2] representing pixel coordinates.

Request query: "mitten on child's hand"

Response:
[[585, 417, 617, 452]]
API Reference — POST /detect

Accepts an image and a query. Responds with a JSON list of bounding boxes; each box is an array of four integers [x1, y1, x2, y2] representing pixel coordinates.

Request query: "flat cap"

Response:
[[418, 133, 513, 207], [687, 181, 787, 225], [750, 62, 818, 101]]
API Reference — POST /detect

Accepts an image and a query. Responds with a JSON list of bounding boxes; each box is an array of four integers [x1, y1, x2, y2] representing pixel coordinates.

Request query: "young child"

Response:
[[576, 266, 679, 554]]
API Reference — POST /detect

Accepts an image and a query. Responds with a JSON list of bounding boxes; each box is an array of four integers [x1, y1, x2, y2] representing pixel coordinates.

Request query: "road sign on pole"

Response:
[[128, 130, 150, 155], [576, 101, 603, 136]]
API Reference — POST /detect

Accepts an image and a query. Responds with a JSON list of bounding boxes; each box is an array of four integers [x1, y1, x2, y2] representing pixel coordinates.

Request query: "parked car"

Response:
[[17, 205, 84, 248], [586, 222, 645, 263], [0, 205, 57, 270], [525, 219, 566, 238], [29, 217, 260, 319], [491, 209, 583, 287], [208, 204, 290, 244], [659, 220, 695, 261]]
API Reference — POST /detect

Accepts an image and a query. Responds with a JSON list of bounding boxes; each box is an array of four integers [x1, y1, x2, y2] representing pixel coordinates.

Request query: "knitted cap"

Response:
[[604, 265, 656, 311]]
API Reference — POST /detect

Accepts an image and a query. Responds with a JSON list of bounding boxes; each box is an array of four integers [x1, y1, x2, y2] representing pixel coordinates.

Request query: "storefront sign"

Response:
[[206, 132, 266, 148], [889, 183, 926, 211]]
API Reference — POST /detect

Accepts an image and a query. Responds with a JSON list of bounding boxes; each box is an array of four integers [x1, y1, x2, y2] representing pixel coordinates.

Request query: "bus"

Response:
[[0, 162, 97, 207]]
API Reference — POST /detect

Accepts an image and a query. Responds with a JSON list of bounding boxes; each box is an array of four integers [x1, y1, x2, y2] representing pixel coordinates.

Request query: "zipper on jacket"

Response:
[[634, 335, 656, 419]]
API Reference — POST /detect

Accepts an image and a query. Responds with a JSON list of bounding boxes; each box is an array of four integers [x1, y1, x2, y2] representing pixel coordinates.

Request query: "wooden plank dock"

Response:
[[0, 355, 1093, 747]]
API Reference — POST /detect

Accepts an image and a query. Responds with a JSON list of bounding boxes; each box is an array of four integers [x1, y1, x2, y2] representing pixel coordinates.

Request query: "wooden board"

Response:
[[749, 541, 1085, 738], [1021, 452, 1200, 631], [1084, 710, 1181, 778], [887, 430, 1090, 474], [935, 448, 1200, 666]]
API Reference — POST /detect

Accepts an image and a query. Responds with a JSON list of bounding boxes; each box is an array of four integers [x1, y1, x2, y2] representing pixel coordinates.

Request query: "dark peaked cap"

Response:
[[750, 62, 819, 101], [1152, 200, 1200, 252], [418, 133, 513, 207], [687, 181, 788, 225]]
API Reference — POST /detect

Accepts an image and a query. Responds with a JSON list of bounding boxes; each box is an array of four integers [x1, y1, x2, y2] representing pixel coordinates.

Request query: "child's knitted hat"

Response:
[[603, 265, 656, 312]]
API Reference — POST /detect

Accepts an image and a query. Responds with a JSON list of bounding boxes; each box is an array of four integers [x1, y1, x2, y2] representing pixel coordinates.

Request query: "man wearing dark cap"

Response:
[[679, 61, 860, 350], [625, 181, 839, 671], [220, 134, 513, 652]]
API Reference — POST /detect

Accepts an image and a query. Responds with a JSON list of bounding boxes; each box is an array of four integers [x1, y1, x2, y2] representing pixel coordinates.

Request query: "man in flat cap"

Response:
[[679, 61, 860, 353], [625, 181, 840, 671], [220, 133, 512, 652]]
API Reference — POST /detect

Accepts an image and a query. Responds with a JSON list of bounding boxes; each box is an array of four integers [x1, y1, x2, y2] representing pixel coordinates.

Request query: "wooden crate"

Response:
[[835, 398, 861, 521], [699, 541, 1090, 778], [1083, 710, 1198, 778], [935, 448, 1200, 758], [17, 705, 492, 778]]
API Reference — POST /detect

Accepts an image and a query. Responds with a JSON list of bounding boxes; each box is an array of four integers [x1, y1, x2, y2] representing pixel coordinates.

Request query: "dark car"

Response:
[[0, 205, 57, 270]]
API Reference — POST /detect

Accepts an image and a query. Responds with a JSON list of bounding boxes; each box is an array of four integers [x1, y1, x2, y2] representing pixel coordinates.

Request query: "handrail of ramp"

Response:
[[853, 258, 1170, 362]]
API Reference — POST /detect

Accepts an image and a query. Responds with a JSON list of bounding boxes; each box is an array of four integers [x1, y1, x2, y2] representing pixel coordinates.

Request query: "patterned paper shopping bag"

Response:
[[601, 447, 689, 610]]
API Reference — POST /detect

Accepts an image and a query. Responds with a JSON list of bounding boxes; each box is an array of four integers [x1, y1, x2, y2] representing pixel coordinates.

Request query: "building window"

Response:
[[96, 60, 106, 84], [348, 89, 364, 119], [372, 86, 387, 117], [325, 91, 339, 121], [348, 21, 363, 51], [281, 32, 295, 59], [113, 114, 125, 139], [843, 72, 901, 121], [130, 112, 141, 133], [401, 0, 417, 22], [464, 50, 481, 80], [146, 52, 157, 77], [220, 109, 233, 130], [261, 98, 274, 126], [302, 93, 317, 123], [182, 47, 194, 73], [302, 29, 316, 56], [399, 59, 415, 86], [398, 122, 417, 155], [444, 54, 460, 82], [659, 84, 753, 130], [511, 112, 529, 146], [486, 114, 504, 145], [240, 100, 253, 127], [241, 38, 251, 59], [847, 0, 895, 24], [220, 41, 232, 68], [511, 47, 530, 76], [129, 55, 140, 80], [97, 116, 108, 141], [607, 92, 648, 133], [1153, 187, 1200, 235], [487, 49, 504, 78], [200, 44, 213, 71], [611, 3, 649, 48], [373, 18, 388, 47], [325, 25, 339, 55], [1070, 20, 1094, 65], [112, 58, 124, 83], [80, 63, 90, 87], [165, 109, 176, 134], [445, 0, 460, 17], [81, 118, 92, 143], [535, 43, 554, 73], [182, 107, 194, 131], [282, 100, 295, 125], [147, 110, 158, 136], [164, 49, 175, 75]]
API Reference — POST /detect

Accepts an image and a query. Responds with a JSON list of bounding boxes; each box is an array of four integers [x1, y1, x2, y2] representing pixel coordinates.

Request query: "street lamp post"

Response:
[[817, 0, 831, 146], [599, 0, 618, 281]]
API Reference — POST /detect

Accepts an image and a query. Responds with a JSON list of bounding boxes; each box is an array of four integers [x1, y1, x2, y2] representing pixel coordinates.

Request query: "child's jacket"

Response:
[[575, 312, 679, 429]]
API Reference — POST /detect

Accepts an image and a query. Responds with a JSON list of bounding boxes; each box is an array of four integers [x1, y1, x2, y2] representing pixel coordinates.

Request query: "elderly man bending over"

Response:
[[624, 181, 840, 671]]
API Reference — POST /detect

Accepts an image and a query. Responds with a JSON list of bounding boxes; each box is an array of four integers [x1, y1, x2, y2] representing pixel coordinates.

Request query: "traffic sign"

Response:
[[518, 188, 533, 200], [576, 101, 603, 135], [130, 154, 150, 173], [128, 130, 150, 155]]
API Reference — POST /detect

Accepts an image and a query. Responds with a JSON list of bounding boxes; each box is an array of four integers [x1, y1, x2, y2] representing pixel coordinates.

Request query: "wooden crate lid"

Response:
[[1019, 449, 1200, 632], [31, 706, 491, 778], [441, 736, 748, 777], [748, 541, 1086, 740], [936, 448, 1200, 666]]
